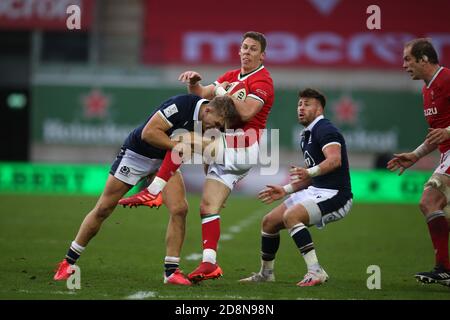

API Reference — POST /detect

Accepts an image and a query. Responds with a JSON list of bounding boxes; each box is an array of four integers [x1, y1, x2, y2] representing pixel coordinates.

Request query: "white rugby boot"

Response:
[[297, 267, 329, 287], [239, 271, 275, 282]]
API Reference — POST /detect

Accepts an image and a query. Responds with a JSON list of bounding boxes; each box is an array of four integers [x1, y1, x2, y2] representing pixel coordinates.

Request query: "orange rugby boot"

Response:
[[188, 262, 223, 283], [164, 269, 192, 286], [119, 189, 163, 208], [53, 260, 74, 281]]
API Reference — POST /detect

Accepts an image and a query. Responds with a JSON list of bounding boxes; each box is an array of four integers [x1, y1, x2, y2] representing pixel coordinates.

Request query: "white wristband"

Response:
[[283, 184, 294, 194], [214, 86, 227, 96], [306, 165, 321, 177], [412, 143, 431, 159]]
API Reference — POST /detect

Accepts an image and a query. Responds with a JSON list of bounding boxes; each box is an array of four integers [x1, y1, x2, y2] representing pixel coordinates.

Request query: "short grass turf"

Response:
[[0, 194, 449, 300]]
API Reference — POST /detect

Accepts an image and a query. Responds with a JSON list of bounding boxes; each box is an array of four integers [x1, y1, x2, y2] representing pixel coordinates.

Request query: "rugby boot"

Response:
[[119, 189, 163, 208], [188, 262, 223, 283]]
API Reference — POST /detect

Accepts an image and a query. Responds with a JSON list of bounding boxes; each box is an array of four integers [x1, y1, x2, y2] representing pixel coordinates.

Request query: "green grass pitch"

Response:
[[0, 193, 449, 300]]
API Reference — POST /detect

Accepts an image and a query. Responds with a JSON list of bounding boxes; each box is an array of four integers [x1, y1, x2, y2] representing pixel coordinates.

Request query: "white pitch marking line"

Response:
[[185, 253, 203, 261], [125, 291, 157, 300], [17, 289, 79, 296]]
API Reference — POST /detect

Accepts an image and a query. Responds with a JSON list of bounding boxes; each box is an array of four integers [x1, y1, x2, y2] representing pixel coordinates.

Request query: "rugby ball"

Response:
[[226, 81, 247, 101]]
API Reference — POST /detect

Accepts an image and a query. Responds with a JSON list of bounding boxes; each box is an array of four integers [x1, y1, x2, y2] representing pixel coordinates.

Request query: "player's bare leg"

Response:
[[415, 175, 450, 286], [75, 175, 131, 246], [188, 178, 231, 283], [283, 204, 328, 287], [240, 204, 286, 283], [262, 204, 288, 234], [54, 175, 131, 280], [162, 171, 191, 285], [164, 172, 188, 257]]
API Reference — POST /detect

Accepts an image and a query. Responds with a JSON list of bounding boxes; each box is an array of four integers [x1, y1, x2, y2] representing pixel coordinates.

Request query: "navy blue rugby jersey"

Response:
[[123, 94, 207, 159], [300, 117, 352, 196]]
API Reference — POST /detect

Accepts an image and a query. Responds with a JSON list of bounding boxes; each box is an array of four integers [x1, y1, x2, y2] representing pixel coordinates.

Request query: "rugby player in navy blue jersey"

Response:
[[240, 88, 352, 287], [53, 94, 237, 286]]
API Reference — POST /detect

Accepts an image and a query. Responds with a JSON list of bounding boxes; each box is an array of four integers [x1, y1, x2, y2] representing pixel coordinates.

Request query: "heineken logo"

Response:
[[332, 95, 359, 125], [82, 89, 110, 119]]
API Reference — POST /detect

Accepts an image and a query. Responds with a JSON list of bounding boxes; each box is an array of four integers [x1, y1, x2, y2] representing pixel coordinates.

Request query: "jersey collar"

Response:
[[238, 65, 265, 81], [304, 115, 324, 132], [194, 99, 209, 121], [427, 66, 443, 89]]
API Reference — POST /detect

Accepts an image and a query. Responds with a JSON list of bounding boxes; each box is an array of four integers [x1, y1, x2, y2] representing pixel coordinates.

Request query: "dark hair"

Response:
[[299, 88, 326, 108], [209, 96, 240, 128], [405, 38, 439, 64], [242, 31, 267, 52]]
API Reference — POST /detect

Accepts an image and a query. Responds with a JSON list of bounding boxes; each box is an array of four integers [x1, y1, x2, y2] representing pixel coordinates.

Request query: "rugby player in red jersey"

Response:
[[387, 38, 450, 286]]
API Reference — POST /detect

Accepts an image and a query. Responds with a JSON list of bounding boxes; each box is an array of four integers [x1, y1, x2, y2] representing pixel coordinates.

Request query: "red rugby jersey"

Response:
[[422, 66, 450, 153], [216, 65, 274, 130]]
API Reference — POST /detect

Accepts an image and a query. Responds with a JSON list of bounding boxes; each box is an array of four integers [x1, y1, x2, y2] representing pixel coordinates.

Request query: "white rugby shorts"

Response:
[[206, 134, 259, 190], [110, 148, 162, 185], [284, 186, 352, 228], [434, 149, 450, 176]]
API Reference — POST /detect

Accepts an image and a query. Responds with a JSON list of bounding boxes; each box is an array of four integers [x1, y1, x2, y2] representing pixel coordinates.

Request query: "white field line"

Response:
[[17, 289, 78, 295], [185, 253, 203, 261], [125, 291, 157, 300], [12, 288, 359, 300]]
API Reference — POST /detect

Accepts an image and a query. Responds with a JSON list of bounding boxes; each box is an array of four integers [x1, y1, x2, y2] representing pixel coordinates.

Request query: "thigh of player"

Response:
[[285, 186, 352, 229], [427, 150, 450, 204], [200, 178, 232, 215], [206, 141, 259, 190]]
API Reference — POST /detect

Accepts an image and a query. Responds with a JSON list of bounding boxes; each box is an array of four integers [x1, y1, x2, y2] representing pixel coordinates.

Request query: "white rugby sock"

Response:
[[260, 259, 274, 276], [303, 250, 321, 272], [147, 176, 167, 195], [71, 241, 85, 254], [202, 248, 217, 264], [164, 256, 180, 264]]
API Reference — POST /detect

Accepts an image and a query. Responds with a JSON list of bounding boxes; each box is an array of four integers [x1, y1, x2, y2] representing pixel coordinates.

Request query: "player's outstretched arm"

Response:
[[258, 178, 307, 205], [387, 140, 437, 175], [178, 71, 215, 99], [386, 152, 418, 176], [258, 185, 286, 204]]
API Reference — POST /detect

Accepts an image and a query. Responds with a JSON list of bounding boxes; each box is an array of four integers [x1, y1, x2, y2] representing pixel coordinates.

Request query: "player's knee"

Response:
[[200, 198, 216, 215], [419, 191, 447, 214], [262, 214, 277, 232], [418, 199, 428, 215], [169, 202, 188, 218], [95, 203, 114, 220], [199, 201, 208, 215]]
